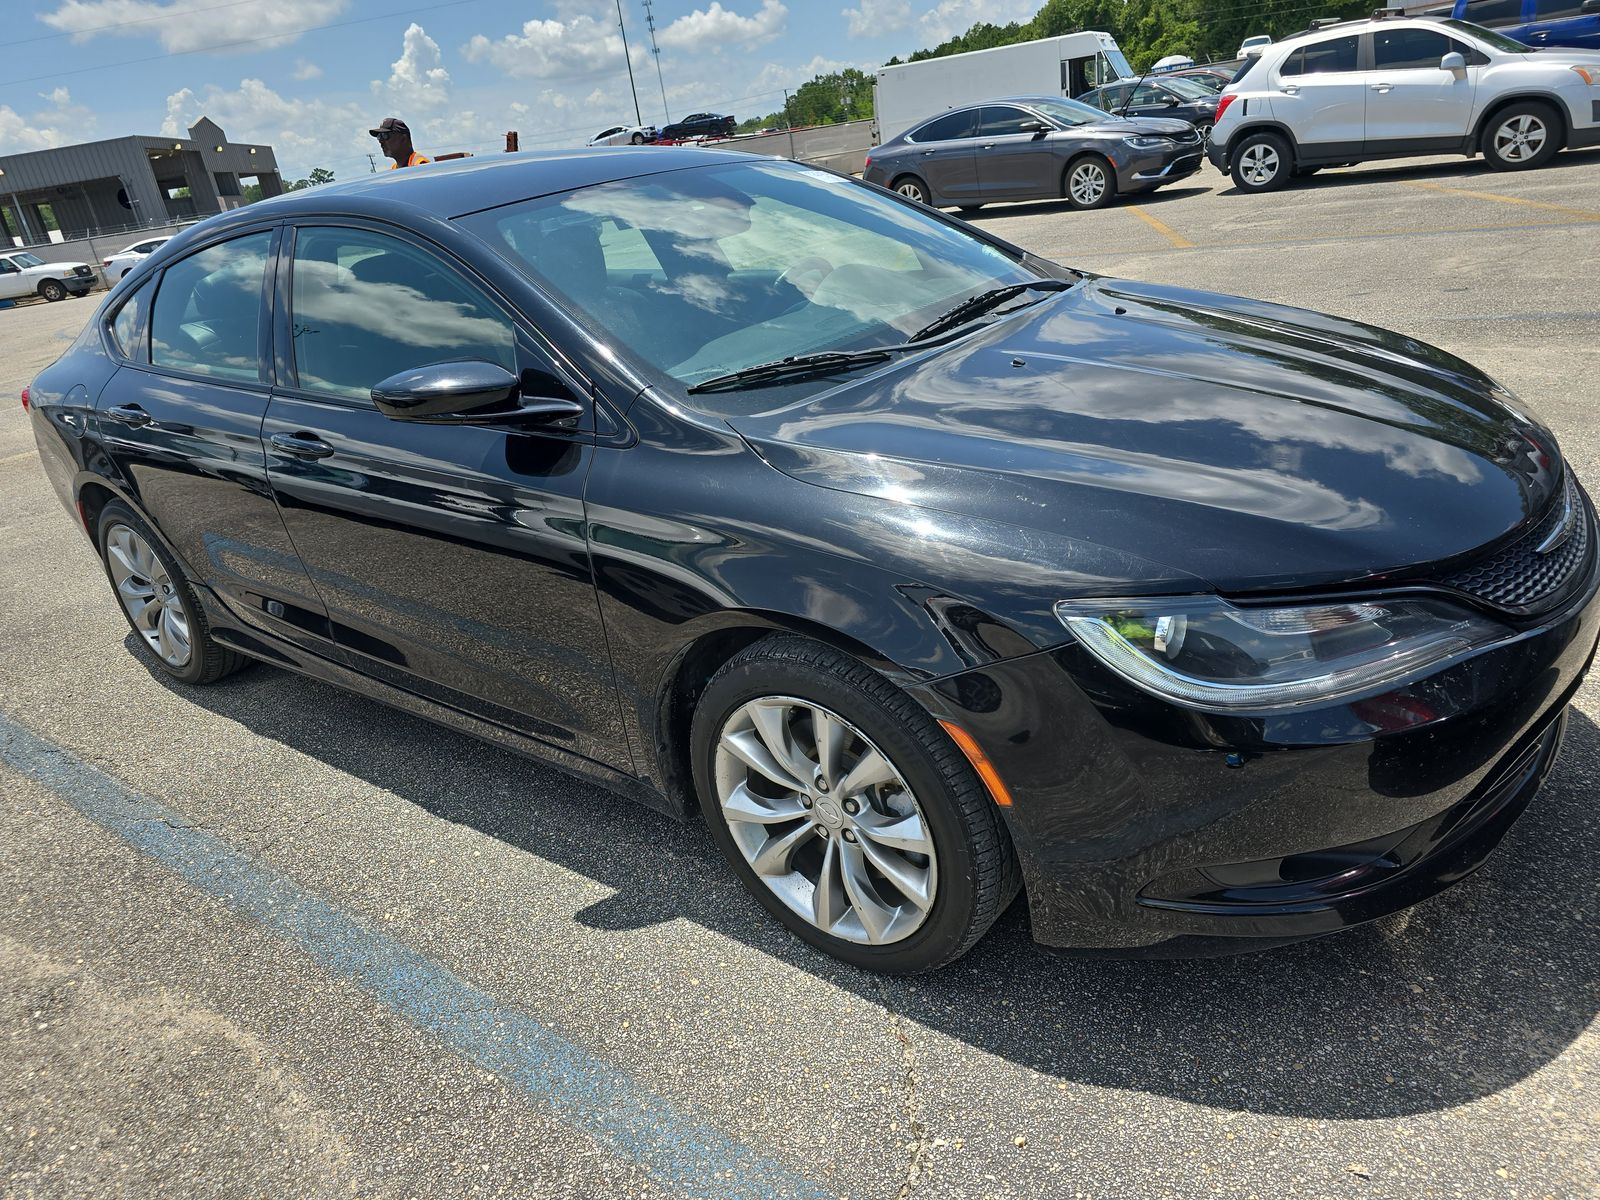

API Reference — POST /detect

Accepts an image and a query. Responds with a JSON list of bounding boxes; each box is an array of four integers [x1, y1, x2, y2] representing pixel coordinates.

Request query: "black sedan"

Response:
[[26, 148, 1598, 972], [1079, 75, 1221, 138], [863, 95, 1202, 212], [658, 112, 736, 140]]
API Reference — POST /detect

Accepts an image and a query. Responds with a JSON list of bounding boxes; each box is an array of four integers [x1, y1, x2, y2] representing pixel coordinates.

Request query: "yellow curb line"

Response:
[[1127, 205, 1196, 249], [1402, 180, 1600, 221]]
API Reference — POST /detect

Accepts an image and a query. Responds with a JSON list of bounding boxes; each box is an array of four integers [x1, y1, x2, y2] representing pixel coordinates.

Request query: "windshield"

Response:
[[1028, 96, 1114, 126], [13, 252, 44, 267], [461, 160, 1044, 405], [1439, 19, 1533, 52], [1161, 77, 1215, 99]]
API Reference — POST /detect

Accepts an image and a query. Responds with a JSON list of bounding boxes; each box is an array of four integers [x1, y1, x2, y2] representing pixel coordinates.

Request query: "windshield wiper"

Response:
[[908, 279, 1072, 343], [687, 348, 898, 394]]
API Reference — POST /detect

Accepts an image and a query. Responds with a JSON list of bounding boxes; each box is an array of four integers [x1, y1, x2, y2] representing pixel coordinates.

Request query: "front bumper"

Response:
[[909, 555, 1600, 953], [1118, 143, 1204, 190]]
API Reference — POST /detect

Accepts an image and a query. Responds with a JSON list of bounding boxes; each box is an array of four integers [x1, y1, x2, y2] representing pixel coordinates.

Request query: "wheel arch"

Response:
[[1473, 92, 1571, 151], [1223, 121, 1300, 165]]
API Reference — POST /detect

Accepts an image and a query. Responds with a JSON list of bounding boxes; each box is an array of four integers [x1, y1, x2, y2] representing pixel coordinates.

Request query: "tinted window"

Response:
[[1532, 0, 1585, 16], [1440, 17, 1536, 48], [1374, 27, 1454, 67], [1094, 85, 1128, 111], [0, 258, 18, 275], [1131, 83, 1172, 106], [289, 227, 516, 403], [150, 231, 271, 382], [110, 281, 150, 361], [1463, 0, 1524, 21], [1280, 35, 1359, 75], [910, 110, 976, 141], [977, 106, 1038, 136]]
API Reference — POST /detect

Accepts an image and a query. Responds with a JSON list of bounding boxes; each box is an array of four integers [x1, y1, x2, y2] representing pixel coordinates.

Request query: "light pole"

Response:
[[642, 0, 670, 123], [615, 0, 642, 127]]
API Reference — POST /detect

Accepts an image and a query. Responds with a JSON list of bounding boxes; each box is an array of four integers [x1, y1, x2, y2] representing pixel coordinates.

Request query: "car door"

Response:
[[1522, 0, 1600, 47], [973, 104, 1059, 200], [1121, 81, 1185, 119], [1364, 27, 1480, 150], [262, 221, 629, 769], [93, 225, 336, 653], [0, 255, 25, 300], [904, 110, 981, 202], [1269, 33, 1366, 158]]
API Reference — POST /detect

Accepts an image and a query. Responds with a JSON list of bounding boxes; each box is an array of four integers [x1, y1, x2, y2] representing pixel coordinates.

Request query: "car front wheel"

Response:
[[1064, 155, 1116, 210], [692, 637, 1020, 973], [38, 279, 67, 302], [1230, 132, 1292, 192], [1483, 102, 1559, 171]]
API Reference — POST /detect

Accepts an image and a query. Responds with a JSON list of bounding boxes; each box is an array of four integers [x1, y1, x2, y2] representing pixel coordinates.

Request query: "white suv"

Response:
[[1207, 15, 1600, 192]]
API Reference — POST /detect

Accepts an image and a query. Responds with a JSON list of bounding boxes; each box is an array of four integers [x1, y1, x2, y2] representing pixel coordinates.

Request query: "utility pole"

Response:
[[614, 0, 642, 126], [366, 153, 377, 173], [642, 0, 670, 123], [783, 89, 796, 160]]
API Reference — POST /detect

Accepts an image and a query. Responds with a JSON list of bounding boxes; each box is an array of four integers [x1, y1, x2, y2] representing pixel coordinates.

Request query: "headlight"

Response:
[[1124, 135, 1171, 150], [1571, 65, 1600, 85], [1055, 595, 1508, 713]]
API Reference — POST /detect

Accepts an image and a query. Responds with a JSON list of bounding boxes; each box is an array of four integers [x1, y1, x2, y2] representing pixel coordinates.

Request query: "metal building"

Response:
[[0, 117, 283, 246]]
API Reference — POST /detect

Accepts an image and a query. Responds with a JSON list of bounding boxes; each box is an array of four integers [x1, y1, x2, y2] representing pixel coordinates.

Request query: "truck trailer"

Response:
[[873, 32, 1133, 144]]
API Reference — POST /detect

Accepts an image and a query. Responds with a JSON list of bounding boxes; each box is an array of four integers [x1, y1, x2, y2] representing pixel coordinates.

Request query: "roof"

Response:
[[253, 145, 755, 221]]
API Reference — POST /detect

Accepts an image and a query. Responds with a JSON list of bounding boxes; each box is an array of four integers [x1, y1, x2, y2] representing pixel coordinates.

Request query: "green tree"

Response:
[[285, 166, 336, 191]]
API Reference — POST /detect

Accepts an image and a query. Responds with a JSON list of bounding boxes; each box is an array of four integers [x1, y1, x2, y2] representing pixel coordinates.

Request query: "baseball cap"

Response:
[[369, 117, 410, 138]]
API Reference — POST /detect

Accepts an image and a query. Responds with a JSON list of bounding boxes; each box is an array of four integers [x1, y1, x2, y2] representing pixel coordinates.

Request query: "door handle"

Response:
[[1370, 83, 1392, 92], [1281, 84, 1300, 95], [921, 149, 936, 156], [269, 431, 335, 460], [104, 403, 152, 428], [982, 143, 995, 149]]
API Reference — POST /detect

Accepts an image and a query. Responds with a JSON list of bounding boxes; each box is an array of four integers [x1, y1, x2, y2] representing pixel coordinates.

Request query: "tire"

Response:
[[1482, 101, 1560, 172], [630, 133, 645, 144], [1064, 155, 1116, 210], [1229, 131, 1292, 193], [891, 175, 930, 205], [38, 279, 67, 302], [691, 636, 1021, 974], [96, 501, 247, 686]]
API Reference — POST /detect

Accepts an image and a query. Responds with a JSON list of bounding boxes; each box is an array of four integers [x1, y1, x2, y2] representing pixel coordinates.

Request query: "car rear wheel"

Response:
[[1230, 132, 1291, 193], [1483, 102, 1560, 172], [38, 279, 67, 302], [692, 637, 1020, 973], [1064, 155, 1115, 210], [97, 501, 247, 686], [891, 175, 930, 205]]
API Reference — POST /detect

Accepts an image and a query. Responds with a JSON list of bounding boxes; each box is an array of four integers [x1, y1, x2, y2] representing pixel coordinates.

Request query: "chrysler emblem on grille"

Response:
[[1534, 486, 1577, 556]]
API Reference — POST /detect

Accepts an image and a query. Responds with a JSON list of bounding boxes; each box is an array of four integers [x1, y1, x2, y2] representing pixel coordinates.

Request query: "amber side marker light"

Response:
[[938, 720, 1014, 808]]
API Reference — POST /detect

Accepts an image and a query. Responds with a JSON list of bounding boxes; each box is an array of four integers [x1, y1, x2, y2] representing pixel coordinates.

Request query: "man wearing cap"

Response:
[[370, 117, 431, 169]]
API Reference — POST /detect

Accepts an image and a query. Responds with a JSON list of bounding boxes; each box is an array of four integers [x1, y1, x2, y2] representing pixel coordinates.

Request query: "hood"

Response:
[[1081, 116, 1196, 137], [25, 261, 89, 273], [730, 278, 1561, 595]]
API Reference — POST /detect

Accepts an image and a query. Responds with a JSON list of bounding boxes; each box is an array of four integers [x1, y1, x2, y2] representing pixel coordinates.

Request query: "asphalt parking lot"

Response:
[[2, 152, 1597, 1200]]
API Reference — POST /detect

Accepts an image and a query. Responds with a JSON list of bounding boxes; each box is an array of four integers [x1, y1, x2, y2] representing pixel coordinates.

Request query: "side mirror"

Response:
[[1441, 51, 1466, 73], [1018, 119, 1049, 133], [1163, 96, 1181, 107], [372, 360, 583, 426]]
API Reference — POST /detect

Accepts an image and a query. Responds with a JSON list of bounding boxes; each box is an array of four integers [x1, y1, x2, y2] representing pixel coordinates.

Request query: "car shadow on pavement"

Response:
[[140, 641, 1600, 1121], [974, 188, 1210, 222], [1215, 147, 1600, 195]]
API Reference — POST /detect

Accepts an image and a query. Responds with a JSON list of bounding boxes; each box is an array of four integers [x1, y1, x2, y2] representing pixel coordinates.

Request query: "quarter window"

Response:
[[910, 110, 976, 142], [150, 231, 271, 382], [110, 281, 151, 361], [1280, 35, 1360, 75], [289, 226, 516, 402]]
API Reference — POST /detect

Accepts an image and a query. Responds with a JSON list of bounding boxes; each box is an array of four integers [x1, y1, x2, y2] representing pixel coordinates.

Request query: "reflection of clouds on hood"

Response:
[[293, 259, 508, 352]]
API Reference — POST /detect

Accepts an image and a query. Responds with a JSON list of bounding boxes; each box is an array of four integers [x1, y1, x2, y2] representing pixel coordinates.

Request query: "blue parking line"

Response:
[[0, 712, 830, 1200]]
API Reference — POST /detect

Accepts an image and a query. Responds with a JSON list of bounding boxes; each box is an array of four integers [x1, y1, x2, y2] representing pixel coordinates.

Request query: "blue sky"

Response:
[[0, 1, 1039, 178]]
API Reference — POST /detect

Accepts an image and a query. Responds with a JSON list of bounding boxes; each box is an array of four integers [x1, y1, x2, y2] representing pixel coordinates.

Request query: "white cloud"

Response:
[[917, 0, 1035, 44], [842, 0, 910, 39], [159, 78, 368, 179], [292, 58, 323, 81], [657, 1, 786, 51], [0, 88, 97, 154], [39, 0, 347, 54], [373, 23, 450, 110], [461, 13, 633, 81]]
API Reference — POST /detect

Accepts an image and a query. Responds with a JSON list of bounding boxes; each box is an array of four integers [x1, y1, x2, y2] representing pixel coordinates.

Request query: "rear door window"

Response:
[[1280, 35, 1360, 75], [150, 230, 272, 382]]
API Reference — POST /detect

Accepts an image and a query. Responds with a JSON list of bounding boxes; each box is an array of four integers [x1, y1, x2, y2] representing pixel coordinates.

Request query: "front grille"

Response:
[[1440, 471, 1591, 616], [72, 265, 91, 277], [1172, 154, 1202, 173]]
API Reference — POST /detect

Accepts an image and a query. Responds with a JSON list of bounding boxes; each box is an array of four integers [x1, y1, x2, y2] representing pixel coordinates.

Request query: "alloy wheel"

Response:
[[713, 696, 938, 946], [105, 523, 192, 668], [1069, 161, 1107, 206], [895, 180, 927, 203], [1493, 114, 1546, 163], [1239, 143, 1280, 186]]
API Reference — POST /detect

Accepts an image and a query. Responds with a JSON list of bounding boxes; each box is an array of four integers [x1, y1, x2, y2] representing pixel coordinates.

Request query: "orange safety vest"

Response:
[[387, 152, 431, 169]]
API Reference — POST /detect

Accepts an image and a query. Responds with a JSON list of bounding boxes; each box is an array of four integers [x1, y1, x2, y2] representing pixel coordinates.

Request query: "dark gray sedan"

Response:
[[863, 95, 1202, 212], [1077, 76, 1221, 139]]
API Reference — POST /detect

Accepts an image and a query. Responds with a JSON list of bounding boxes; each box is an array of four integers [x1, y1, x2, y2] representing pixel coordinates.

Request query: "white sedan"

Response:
[[102, 236, 172, 282], [586, 124, 656, 147]]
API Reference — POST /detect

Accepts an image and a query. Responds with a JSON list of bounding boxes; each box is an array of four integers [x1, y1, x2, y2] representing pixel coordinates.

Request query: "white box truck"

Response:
[[873, 32, 1133, 144]]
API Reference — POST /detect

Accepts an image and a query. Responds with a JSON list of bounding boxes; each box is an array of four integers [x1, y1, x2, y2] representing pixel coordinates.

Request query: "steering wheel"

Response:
[[777, 255, 835, 298]]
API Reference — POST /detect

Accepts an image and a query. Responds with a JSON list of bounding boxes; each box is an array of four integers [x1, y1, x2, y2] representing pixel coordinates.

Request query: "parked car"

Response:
[[1208, 13, 1600, 191], [31, 148, 1595, 970], [1077, 76, 1221, 138], [586, 124, 657, 147], [864, 95, 1203, 211], [1238, 34, 1273, 56], [102, 236, 173, 282], [1161, 66, 1237, 92], [1428, 0, 1600, 50], [0, 250, 95, 302], [658, 112, 737, 140]]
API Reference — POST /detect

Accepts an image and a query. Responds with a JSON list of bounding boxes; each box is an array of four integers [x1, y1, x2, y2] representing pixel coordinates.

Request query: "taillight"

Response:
[[20, 385, 30, 413], [1214, 93, 1237, 124], [102, 259, 113, 267], [864, 153, 872, 169]]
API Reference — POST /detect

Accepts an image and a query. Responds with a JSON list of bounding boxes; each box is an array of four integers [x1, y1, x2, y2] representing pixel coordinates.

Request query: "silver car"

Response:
[[863, 95, 1202, 212]]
